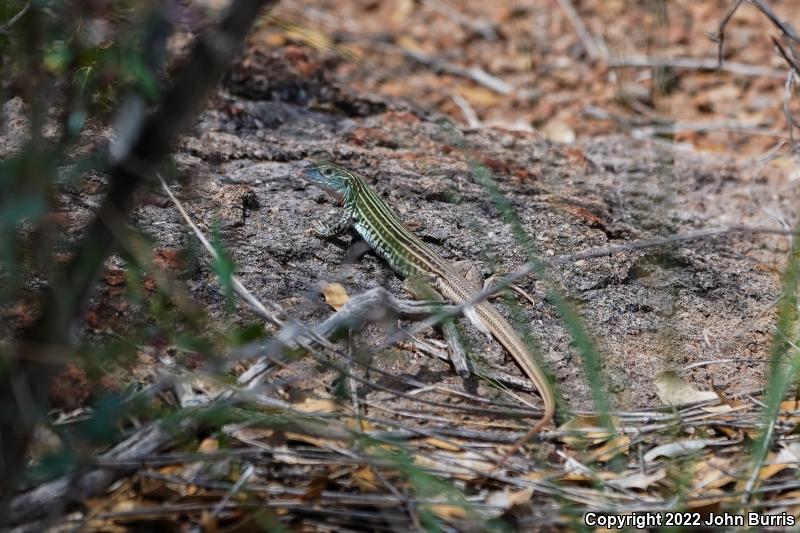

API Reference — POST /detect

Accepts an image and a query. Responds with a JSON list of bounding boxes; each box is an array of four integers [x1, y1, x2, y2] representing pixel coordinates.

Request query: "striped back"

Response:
[[343, 171, 447, 279]]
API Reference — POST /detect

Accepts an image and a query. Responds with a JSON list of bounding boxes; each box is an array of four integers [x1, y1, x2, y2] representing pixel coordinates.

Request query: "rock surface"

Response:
[[5, 43, 791, 414]]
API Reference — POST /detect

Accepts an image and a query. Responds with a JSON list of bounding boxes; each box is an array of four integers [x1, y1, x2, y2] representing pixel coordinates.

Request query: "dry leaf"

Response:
[[346, 418, 375, 432], [654, 370, 718, 406], [293, 397, 339, 413], [198, 437, 219, 454], [541, 119, 576, 143], [429, 504, 468, 520], [396, 35, 424, 53], [590, 435, 631, 462], [752, 442, 800, 482], [608, 469, 666, 490], [301, 476, 328, 501], [109, 499, 150, 514], [560, 470, 616, 482], [644, 438, 720, 462], [226, 426, 274, 443], [320, 282, 349, 311], [353, 466, 381, 492], [779, 399, 800, 412], [262, 32, 287, 47], [701, 403, 737, 414], [559, 415, 621, 447], [425, 437, 463, 452], [391, 0, 415, 24], [779, 400, 800, 429], [686, 492, 736, 512], [691, 457, 736, 492], [483, 488, 534, 518], [774, 441, 800, 463], [483, 115, 535, 133], [520, 471, 547, 482], [284, 431, 345, 448], [715, 426, 743, 439], [200, 510, 218, 533], [415, 450, 492, 476], [458, 85, 503, 108]]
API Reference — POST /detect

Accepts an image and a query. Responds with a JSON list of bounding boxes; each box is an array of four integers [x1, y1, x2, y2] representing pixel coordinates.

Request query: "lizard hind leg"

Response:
[[484, 273, 538, 307], [451, 259, 483, 286], [403, 274, 490, 338], [449, 260, 494, 338], [452, 259, 536, 306], [402, 274, 471, 379]]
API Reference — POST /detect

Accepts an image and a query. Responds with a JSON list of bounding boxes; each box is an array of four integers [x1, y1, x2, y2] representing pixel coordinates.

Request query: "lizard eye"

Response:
[[321, 168, 334, 178]]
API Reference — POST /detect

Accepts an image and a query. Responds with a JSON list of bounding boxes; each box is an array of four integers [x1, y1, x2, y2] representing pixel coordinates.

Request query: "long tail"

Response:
[[476, 301, 556, 471], [492, 393, 554, 472]]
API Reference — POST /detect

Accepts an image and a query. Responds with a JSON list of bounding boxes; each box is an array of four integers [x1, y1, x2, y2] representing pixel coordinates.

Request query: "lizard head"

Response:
[[303, 163, 354, 194]]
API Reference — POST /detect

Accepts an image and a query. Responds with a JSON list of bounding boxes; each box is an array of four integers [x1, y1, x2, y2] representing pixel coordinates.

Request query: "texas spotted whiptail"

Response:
[[303, 162, 555, 461]]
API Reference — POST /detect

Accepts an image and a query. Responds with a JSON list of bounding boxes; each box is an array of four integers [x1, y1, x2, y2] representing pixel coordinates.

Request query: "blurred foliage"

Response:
[[0, 0, 167, 301], [4, 0, 800, 528], [0, 0, 265, 490]]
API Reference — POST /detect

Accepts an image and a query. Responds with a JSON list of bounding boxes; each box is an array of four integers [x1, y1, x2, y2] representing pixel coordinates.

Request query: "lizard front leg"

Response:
[[312, 210, 352, 238]]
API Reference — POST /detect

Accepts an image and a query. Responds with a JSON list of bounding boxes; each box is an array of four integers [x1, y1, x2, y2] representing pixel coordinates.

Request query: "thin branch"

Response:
[[440, 321, 471, 378], [750, 0, 800, 44], [608, 55, 785, 79], [421, 0, 498, 41], [9, 418, 199, 524], [555, 0, 605, 60], [632, 120, 786, 139], [773, 38, 800, 77], [451, 93, 482, 128], [0, 2, 30, 35], [158, 176, 285, 328], [712, 0, 800, 69], [381, 43, 514, 95], [710, 0, 748, 66]]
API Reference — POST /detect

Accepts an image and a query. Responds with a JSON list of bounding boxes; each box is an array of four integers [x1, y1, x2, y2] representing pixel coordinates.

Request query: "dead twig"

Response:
[[451, 93, 482, 129], [554, 0, 606, 60], [9, 418, 199, 524], [712, 0, 800, 69], [608, 55, 784, 79], [380, 42, 514, 95], [0, 2, 30, 35], [158, 176, 286, 329], [632, 120, 785, 139], [422, 0, 497, 41]]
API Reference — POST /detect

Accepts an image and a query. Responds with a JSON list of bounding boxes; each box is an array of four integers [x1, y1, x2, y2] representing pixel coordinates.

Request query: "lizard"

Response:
[[303, 162, 555, 462]]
